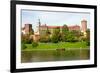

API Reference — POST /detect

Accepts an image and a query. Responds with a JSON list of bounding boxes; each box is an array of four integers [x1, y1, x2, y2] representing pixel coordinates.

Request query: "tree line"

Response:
[[40, 24, 90, 45], [21, 24, 90, 49]]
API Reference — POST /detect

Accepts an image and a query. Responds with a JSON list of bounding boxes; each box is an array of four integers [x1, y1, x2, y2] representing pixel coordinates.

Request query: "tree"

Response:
[[71, 30, 81, 42], [21, 43, 27, 50], [21, 34, 33, 44], [21, 28, 34, 44], [45, 29, 51, 42], [51, 27, 60, 43], [86, 29, 90, 46], [66, 31, 78, 42], [62, 24, 69, 33], [61, 24, 69, 42], [32, 41, 38, 47], [40, 35, 51, 43]]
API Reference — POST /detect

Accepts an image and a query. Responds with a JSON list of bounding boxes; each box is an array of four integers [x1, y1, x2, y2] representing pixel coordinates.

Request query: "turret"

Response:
[[81, 19, 87, 32], [81, 19, 87, 37]]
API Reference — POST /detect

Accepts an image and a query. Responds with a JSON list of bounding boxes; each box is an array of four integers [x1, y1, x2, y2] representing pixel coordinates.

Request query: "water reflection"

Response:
[[21, 49, 90, 63]]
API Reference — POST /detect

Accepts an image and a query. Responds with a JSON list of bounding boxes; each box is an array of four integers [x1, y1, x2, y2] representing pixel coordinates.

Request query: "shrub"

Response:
[[51, 27, 60, 43], [21, 43, 27, 50], [40, 36, 51, 43], [21, 34, 33, 44], [26, 39, 33, 44], [61, 24, 69, 42], [65, 31, 79, 42], [32, 42, 38, 47], [51, 34, 59, 43], [86, 41, 90, 46]]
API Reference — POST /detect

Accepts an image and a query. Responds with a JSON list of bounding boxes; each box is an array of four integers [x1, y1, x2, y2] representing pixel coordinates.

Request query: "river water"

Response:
[[21, 49, 90, 63]]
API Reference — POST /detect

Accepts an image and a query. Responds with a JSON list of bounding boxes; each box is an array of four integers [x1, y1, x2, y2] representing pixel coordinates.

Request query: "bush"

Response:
[[40, 36, 51, 43], [51, 28, 60, 43], [32, 42, 38, 47], [26, 39, 33, 44], [21, 34, 33, 44], [51, 34, 59, 43], [21, 43, 27, 50], [40, 37, 48, 43], [65, 31, 79, 42], [86, 41, 90, 46]]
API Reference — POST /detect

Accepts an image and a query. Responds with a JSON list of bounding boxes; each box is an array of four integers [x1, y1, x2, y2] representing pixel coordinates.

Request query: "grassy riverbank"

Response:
[[22, 42, 89, 51]]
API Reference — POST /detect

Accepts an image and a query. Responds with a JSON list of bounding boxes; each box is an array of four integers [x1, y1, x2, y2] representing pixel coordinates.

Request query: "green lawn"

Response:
[[22, 42, 89, 51]]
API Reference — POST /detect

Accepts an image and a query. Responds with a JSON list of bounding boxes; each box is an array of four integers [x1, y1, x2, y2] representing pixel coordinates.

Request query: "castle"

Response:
[[22, 19, 87, 42]]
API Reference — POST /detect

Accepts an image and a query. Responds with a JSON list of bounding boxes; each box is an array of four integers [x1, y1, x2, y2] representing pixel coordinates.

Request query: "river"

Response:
[[21, 49, 90, 63]]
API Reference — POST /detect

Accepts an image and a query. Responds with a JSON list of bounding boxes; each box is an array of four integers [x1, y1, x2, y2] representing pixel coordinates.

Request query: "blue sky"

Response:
[[21, 10, 90, 32]]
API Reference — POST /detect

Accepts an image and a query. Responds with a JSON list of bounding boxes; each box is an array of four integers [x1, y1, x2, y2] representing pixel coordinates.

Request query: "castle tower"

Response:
[[24, 24, 32, 34], [38, 19, 41, 27], [81, 19, 87, 37], [38, 19, 41, 34], [81, 19, 87, 32]]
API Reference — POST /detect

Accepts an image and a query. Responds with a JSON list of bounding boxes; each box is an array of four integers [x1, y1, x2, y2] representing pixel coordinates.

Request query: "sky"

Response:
[[21, 10, 90, 32]]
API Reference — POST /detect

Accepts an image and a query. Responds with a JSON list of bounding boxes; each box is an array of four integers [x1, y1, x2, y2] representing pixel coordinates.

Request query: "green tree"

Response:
[[21, 43, 27, 50], [62, 24, 69, 33], [51, 27, 60, 43], [40, 35, 51, 43], [21, 34, 32, 44], [86, 29, 90, 46], [61, 24, 69, 42], [71, 30, 81, 42], [21, 28, 34, 44], [32, 41, 38, 47], [66, 31, 78, 42]]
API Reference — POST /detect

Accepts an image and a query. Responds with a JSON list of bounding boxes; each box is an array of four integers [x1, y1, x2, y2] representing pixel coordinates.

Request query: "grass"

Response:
[[22, 42, 89, 51]]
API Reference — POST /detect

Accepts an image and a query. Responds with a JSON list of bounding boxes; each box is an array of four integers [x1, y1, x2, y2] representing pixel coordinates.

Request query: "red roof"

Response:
[[47, 26, 62, 28], [68, 25, 80, 28], [68, 25, 80, 30], [40, 25, 80, 29]]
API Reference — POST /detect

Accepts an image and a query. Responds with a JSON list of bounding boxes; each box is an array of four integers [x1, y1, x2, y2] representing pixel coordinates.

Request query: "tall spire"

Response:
[[38, 19, 41, 34], [38, 19, 41, 26]]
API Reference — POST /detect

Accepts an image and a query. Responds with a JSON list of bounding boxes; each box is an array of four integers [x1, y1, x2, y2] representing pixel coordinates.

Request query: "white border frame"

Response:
[[16, 4, 94, 69]]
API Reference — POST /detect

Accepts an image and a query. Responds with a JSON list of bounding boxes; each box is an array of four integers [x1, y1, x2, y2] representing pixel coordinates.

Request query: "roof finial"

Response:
[[38, 19, 41, 26]]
